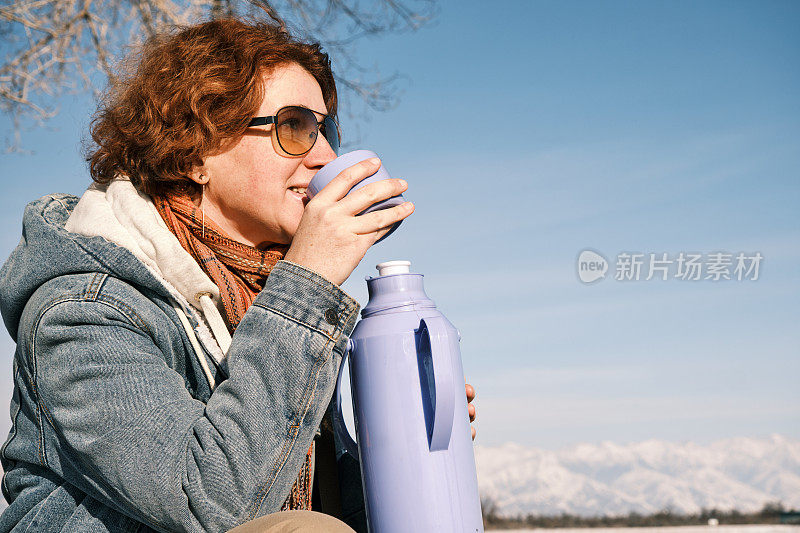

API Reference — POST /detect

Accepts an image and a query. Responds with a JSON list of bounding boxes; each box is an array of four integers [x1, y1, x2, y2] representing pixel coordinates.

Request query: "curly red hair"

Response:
[[88, 17, 337, 197]]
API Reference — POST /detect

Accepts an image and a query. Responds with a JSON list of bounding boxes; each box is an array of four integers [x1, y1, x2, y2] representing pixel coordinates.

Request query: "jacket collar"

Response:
[[65, 179, 228, 364]]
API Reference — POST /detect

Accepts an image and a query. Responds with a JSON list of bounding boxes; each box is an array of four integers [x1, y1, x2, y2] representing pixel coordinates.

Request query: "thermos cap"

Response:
[[362, 260, 432, 317], [376, 260, 411, 276]]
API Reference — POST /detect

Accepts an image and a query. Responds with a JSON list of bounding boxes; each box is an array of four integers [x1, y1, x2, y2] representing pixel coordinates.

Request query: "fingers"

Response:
[[351, 201, 415, 235], [313, 158, 382, 202], [338, 177, 408, 216], [466, 382, 476, 439], [466, 383, 476, 402]]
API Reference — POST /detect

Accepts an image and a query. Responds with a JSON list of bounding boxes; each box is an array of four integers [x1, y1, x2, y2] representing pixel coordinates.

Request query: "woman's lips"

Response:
[[287, 188, 309, 205]]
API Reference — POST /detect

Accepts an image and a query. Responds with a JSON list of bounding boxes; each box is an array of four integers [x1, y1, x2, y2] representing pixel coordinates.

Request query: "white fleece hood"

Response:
[[65, 179, 232, 388]]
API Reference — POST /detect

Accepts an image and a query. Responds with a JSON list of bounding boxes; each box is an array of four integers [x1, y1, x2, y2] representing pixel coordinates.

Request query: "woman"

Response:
[[0, 15, 476, 533]]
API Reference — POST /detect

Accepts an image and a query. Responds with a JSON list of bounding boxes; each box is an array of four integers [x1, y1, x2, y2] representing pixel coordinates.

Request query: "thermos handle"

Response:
[[419, 317, 455, 451], [333, 340, 359, 457]]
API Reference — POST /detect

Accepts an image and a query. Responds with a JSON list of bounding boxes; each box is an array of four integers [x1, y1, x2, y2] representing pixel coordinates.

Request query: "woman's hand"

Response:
[[466, 382, 477, 440], [284, 158, 413, 286]]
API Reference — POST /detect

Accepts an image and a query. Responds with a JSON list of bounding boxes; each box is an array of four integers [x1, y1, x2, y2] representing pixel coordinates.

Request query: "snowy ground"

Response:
[[496, 526, 800, 533]]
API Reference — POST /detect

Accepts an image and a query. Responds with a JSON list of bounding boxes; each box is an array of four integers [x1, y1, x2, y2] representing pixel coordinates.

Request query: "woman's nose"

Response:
[[304, 133, 337, 168]]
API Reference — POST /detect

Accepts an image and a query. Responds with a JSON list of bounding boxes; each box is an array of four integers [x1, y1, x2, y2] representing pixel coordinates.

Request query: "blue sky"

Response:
[[1, 1, 798, 449]]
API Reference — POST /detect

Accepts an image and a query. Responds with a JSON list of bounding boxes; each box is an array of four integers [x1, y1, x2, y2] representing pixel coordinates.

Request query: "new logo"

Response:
[[577, 249, 608, 284]]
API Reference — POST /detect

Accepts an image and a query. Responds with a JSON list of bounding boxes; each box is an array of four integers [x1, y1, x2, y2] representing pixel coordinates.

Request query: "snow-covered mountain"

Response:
[[474, 434, 800, 518]]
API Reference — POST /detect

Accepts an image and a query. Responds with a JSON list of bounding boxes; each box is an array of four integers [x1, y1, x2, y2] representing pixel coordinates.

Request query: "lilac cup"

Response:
[[308, 150, 405, 243]]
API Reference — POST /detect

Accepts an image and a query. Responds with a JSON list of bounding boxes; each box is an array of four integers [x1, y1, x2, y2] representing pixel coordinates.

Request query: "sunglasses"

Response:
[[248, 106, 340, 156]]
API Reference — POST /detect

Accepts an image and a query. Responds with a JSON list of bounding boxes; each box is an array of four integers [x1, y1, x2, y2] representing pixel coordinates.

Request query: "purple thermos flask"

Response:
[[334, 260, 484, 532]]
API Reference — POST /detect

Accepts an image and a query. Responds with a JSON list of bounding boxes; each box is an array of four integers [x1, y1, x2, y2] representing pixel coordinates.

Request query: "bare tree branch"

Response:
[[0, 0, 438, 151]]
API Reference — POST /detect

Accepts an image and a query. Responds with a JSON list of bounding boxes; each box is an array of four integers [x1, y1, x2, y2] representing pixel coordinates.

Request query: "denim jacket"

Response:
[[0, 182, 364, 532]]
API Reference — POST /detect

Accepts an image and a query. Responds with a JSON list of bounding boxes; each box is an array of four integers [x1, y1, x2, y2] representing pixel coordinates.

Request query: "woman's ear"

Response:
[[187, 166, 209, 185]]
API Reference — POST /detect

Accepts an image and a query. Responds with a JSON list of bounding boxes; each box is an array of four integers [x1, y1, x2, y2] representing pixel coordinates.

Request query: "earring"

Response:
[[201, 182, 206, 240]]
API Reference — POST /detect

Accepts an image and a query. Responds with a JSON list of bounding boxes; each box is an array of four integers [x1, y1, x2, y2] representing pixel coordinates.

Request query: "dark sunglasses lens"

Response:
[[321, 116, 340, 155], [275, 107, 318, 155]]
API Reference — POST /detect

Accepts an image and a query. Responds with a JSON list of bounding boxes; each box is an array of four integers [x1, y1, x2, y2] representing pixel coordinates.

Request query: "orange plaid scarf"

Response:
[[153, 191, 314, 511]]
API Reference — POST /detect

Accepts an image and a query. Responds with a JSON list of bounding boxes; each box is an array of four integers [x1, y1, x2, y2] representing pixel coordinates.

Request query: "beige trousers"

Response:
[[227, 510, 356, 532]]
